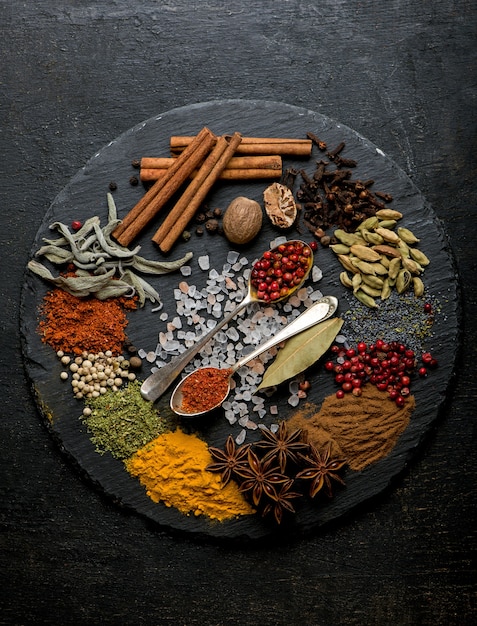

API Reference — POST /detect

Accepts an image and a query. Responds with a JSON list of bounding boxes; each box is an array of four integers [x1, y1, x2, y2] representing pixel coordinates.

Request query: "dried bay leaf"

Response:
[[258, 317, 344, 389]]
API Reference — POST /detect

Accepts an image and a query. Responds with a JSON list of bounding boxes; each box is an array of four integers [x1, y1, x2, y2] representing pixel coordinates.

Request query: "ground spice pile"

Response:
[[288, 385, 415, 471], [125, 428, 255, 521], [38, 287, 136, 355], [82, 380, 168, 460]]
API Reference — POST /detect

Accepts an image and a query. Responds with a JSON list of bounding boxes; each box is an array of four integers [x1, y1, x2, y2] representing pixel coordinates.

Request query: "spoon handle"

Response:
[[232, 295, 338, 372], [141, 293, 253, 402]]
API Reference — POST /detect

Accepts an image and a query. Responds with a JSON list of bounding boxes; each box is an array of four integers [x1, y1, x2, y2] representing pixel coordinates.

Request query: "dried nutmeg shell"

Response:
[[263, 182, 298, 229], [222, 196, 263, 245]]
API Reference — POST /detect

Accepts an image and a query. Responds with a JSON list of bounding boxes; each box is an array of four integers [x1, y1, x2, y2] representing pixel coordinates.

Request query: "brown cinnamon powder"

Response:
[[288, 385, 415, 471]]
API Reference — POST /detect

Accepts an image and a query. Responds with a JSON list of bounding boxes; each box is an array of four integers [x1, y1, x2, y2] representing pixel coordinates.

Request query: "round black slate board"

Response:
[[20, 100, 461, 541]]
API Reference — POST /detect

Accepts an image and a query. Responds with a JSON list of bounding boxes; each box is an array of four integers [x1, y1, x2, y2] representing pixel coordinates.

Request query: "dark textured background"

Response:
[[1, 1, 476, 624]]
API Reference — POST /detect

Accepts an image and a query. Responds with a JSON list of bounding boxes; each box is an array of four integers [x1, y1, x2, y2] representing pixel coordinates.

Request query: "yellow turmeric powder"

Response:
[[125, 428, 255, 521]]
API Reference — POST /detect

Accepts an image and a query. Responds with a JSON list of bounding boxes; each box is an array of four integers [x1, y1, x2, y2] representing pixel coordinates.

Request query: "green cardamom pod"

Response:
[[337, 254, 359, 274], [362, 230, 384, 245], [388, 257, 402, 280], [362, 274, 384, 289], [339, 271, 353, 289], [409, 247, 430, 266], [378, 255, 390, 269], [373, 262, 389, 275], [402, 256, 423, 275], [413, 276, 425, 297], [396, 269, 412, 293], [330, 243, 351, 255], [352, 272, 362, 292], [354, 289, 378, 308], [375, 226, 400, 244], [375, 209, 403, 220], [353, 260, 377, 275], [381, 278, 392, 300], [334, 229, 362, 247], [357, 216, 380, 231], [350, 244, 381, 262], [377, 220, 397, 230], [360, 283, 383, 298], [397, 227, 420, 244], [397, 239, 411, 258]]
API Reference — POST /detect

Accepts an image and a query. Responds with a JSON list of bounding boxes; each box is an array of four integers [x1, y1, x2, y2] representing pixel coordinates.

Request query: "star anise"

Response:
[[261, 479, 302, 525], [207, 435, 251, 486], [255, 421, 309, 473], [234, 448, 289, 507], [296, 442, 346, 498]]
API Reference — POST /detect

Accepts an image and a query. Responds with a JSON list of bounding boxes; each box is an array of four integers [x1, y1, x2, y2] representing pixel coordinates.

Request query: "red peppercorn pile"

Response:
[[324, 339, 438, 407], [250, 240, 315, 302]]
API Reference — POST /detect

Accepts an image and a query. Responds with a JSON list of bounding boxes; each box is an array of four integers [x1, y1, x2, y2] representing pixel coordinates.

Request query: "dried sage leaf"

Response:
[[258, 317, 344, 389]]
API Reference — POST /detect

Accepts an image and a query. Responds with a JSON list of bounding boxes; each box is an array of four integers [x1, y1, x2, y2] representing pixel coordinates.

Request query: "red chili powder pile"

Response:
[[288, 385, 416, 471], [38, 288, 136, 355], [180, 367, 232, 414]]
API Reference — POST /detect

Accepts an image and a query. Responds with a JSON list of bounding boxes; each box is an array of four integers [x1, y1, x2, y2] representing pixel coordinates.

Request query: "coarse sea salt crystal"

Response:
[[235, 429, 246, 445], [288, 394, 300, 407], [312, 266, 323, 282], [180, 265, 192, 276], [225, 410, 237, 424], [198, 255, 210, 270], [227, 250, 240, 264]]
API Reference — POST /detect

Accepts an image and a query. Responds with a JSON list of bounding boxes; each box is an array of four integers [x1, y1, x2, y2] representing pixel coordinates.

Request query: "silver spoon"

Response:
[[170, 295, 338, 417], [141, 240, 314, 403]]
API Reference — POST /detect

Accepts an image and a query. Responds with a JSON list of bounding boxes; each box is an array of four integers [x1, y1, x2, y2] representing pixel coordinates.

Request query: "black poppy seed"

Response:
[[342, 289, 439, 355]]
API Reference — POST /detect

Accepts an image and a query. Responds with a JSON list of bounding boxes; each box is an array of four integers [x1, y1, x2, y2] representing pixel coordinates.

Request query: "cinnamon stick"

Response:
[[170, 135, 312, 157], [112, 126, 216, 246], [140, 167, 282, 182], [152, 132, 242, 253], [141, 154, 282, 171], [139, 154, 282, 182]]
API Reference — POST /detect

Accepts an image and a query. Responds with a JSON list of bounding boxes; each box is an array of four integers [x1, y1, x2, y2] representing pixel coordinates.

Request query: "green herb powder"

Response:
[[81, 380, 168, 459]]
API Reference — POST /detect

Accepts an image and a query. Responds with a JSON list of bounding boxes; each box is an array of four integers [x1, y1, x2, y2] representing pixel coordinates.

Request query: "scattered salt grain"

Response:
[[288, 394, 300, 407], [180, 265, 192, 276], [227, 250, 240, 264], [198, 255, 210, 270], [146, 351, 156, 363], [235, 429, 246, 445], [312, 266, 323, 282]]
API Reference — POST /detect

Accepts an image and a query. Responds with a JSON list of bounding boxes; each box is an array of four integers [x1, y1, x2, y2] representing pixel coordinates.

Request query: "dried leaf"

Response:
[[258, 317, 344, 389]]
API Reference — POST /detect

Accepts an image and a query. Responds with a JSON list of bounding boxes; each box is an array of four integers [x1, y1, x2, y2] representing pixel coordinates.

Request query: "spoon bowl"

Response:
[[170, 295, 338, 417], [141, 240, 315, 403]]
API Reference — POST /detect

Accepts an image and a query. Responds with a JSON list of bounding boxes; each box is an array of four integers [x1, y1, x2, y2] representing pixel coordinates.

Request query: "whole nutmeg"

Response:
[[222, 196, 263, 245]]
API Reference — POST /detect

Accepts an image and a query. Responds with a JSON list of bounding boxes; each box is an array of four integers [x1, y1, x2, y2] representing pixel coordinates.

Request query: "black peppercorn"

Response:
[[109, 181, 117, 191], [196, 226, 204, 236], [205, 219, 219, 233], [131, 159, 141, 169], [213, 207, 223, 218], [129, 176, 139, 186]]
